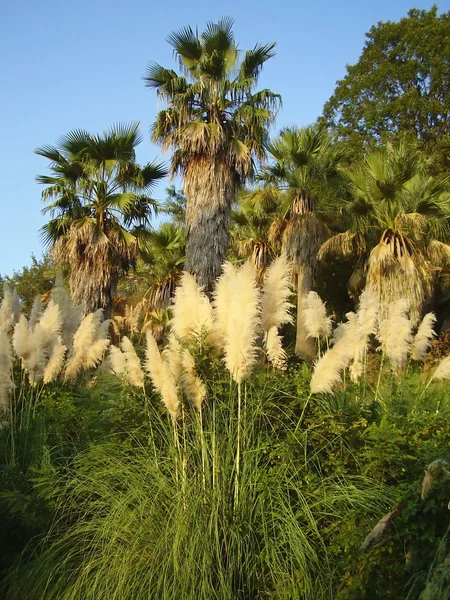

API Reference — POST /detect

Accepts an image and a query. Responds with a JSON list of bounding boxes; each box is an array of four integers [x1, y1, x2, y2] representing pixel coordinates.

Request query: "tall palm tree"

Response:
[[36, 123, 167, 316], [251, 125, 348, 357], [319, 143, 450, 324], [145, 17, 281, 293]]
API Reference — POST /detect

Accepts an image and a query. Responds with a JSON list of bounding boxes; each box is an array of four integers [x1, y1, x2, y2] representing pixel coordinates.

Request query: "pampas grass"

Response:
[[215, 261, 261, 384], [106, 345, 127, 375], [302, 291, 332, 341], [0, 330, 13, 414], [171, 272, 214, 342], [121, 337, 144, 387], [261, 253, 293, 332], [145, 330, 180, 419], [411, 312, 436, 362], [356, 287, 379, 336], [265, 326, 287, 370], [0, 283, 20, 333], [181, 349, 207, 411], [43, 341, 67, 384], [432, 355, 450, 382], [65, 310, 110, 380], [378, 300, 412, 375]]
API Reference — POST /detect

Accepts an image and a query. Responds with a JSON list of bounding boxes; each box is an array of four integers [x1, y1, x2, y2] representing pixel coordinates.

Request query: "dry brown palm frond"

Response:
[[318, 231, 366, 260], [427, 240, 450, 268], [268, 216, 288, 248], [367, 237, 433, 326], [359, 504, 403, 552]]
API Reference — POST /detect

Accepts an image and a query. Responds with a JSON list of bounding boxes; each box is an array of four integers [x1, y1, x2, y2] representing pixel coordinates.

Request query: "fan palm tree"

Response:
[[145, 17, 281, 293], [250, 125, 348, 357], [36, 123, 167, 316], [319, 142, 450, 324]]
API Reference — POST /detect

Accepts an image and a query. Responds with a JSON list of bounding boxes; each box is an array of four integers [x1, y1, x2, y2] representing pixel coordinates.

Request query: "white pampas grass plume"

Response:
[[0, 331, 14, 414], [121, 337, 144, 387], [13, 315, 31, 361], [145, 330, 180, 418], [216, 261, 261, 384], [65, 310, 109, 379], [107, 345, 127, 375], [0, 284, 20, 333], [181, 348, 207, 411], [261, 254, 293, 332], [310, 312, 360, 393], [29, 296, 43, 329], [265, 326, 287, 370], [302, 291, 332, 340], [357, 287, 379, 336], [37, 300, 63, 350], [378, 300, 412, 374], [171, 272, 214, 341], [43, 340, 67, 383], [212, 262, 237, 351], [432, 355, 450, 381], [163, 334, 183, 380], [51, 280, 84, 348], [411, 313, 436, 362]]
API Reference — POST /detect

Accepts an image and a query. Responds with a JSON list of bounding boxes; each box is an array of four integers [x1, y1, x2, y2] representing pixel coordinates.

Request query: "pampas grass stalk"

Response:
[[411, 312, 436, 362], [171, 272, 214, 343], [43, 340, 67, 384], [302, 291, 332, 357], [107, 345, 127, 375], [265, 326, 287, 370], [261, 253, 293, 332], [145, 330, 180, 419], [377, 300, 412, 375], [0, 283, 20, 333], [121, 337, 144, 387]]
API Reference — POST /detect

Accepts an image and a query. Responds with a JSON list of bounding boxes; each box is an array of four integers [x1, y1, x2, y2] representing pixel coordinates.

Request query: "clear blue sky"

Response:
[[0, 0, 445, 276]]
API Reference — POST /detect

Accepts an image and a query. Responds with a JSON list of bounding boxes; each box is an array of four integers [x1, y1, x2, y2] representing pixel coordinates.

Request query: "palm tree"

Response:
[[250, 125, 348, 357], [319, 142, 450, 324], [36, 122, 167, 316], [144, 17, 281, 293]]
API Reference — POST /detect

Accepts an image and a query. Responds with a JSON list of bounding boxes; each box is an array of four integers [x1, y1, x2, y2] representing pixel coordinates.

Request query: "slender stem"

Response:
[[375, 352, 385, 402], [234, 382, 242, 511], [198, 409, 207, 493]]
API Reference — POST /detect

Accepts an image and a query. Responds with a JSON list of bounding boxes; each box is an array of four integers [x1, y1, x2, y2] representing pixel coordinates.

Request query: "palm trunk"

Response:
[[184, 159, 235, 295], [295, 268, 316, 359]]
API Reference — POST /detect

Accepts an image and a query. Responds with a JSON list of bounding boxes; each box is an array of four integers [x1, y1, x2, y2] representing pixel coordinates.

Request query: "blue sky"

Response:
[[0, 0, 445, 276]]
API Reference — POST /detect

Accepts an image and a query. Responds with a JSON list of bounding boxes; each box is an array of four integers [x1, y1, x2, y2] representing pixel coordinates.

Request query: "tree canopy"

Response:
[[323, 6, 450, 163]]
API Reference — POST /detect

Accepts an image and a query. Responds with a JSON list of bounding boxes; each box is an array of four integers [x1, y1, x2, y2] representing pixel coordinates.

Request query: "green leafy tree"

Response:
[[249, 125, 348, 357], [323, 6, 450, 166], [0, 254, 57, 311], [320, 143, 450, 324], [145, 17, 281, 293], [36, 123, 167, 316]]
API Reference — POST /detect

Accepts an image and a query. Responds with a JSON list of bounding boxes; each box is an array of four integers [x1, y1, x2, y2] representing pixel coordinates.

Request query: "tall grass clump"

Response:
[[4, 373, 388, 600]]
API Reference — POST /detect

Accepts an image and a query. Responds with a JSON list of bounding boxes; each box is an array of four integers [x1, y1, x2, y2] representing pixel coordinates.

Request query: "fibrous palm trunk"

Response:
[[184, 159, 235, 294]]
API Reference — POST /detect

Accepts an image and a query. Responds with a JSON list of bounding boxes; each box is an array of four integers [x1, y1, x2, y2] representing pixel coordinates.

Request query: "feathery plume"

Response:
[[37, 300, 63, 350], [378, 300, 412, 375], [411, 312, 436, 362], [432, 354, 450, 381], [13, 315, 31, 362], [212, 262, 237, 351], [43, 340, 67, 383], [171, 272, 214, 341], [261, 254, 293, 332], [145, 330, 180, 418], [216, 261, 261, 384], [302, 291, 332, 340], [107, 345, 127, 375], [310, 312, 360, 393], [163, 334, 183, 380], [29, 296, 43, 329], [121, 336, 144, 387], [0, 330, 14, 415], [357, 287, 379, 336], [181, 348, 207, 411], [265, 326, 287, 370], [0, 284, 20, 333], [65, 310, 109, 379]]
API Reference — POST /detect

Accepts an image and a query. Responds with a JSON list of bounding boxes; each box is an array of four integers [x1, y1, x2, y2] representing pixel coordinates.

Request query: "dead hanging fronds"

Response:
[[171, 272, 214, 342], [145, 330, 180, 419], [378, 299, 412, 375], [302, 291, 332, 340], [367, 234, 433, 326], [318, 231, 366, 260], [411, 312, 437, 362], [215, 261, 261, 384], [282, 213, 326, 274], [427, 240, 450, 268], [0, 283, 21, 333]]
